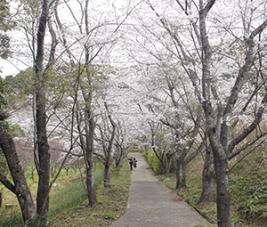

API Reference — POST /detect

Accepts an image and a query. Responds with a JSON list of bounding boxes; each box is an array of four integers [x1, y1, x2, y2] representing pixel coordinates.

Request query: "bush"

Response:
[[144, 149, 161, 173], [230, 170, 267, 220]]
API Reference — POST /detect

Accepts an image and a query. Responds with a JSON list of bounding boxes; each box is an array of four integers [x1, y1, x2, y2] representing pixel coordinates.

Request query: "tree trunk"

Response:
[[35, 107, 50, 226], [103, 162, 110, 188], [0, 123, 36, 223], [0, 191, 2, 208], [35, 43, 50, 227], [198, 147, 216, 203], [156, 154, 167, 174], [115, 158, 121, 167], [209, 132, 231, 227], [85, 117, 96, 207], [213, 152, 231, 227], [31, 166, 34, 181], [85, 158, 96, 206], [115, 148, 124, 167], [34, 0, 50, 225], [175, 158, 186, 189], [166, 153, 174, 173]]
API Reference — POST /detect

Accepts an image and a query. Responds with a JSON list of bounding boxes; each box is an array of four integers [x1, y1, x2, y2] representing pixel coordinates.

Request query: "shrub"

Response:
[[230, 171, 267, 220], [144, 149, 161, 173]]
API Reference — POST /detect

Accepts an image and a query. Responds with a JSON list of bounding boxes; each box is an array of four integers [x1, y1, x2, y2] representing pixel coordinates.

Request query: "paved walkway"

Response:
[[111, 153, 208, 227]]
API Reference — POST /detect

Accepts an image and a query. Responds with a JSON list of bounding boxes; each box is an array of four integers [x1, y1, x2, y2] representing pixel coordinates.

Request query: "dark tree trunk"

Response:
[[34, 0, 50, 225], [103, 162, 110, 188], [209, 133, 231, 227], [0, 123, 36, 223], [159, 159, 166, 174], [101, 102, 115, 188], [76, 102, 96, 206], [31, 166, 35, 181], [198, 147, 216, 203], [166, 153, 174, 173], [175, 158, 186, 189], [85, 117, 96, 207], [85, 158, 96, 207], [115, 148, 124, 167], [214, 152, 231, 227], [0, 191, 2, 208], [115, 157, 121, 167], [82, 0, 97, 203]]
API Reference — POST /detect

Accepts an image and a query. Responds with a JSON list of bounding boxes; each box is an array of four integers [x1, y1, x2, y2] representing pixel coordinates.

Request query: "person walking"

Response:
[[129, 157, 133, 171], [133, 157, 137, 168]]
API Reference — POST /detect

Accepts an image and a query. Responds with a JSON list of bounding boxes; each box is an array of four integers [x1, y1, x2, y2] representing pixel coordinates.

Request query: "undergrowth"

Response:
[[50, 162, 131, 227], [0, 164, 103, 227]]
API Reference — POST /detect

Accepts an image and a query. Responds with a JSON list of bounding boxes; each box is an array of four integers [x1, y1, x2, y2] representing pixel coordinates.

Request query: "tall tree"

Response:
[[198, 1, 267, 225], [33, 0, 57, 224], [0, 0, 36, 224], [143, 0, 267, 225]]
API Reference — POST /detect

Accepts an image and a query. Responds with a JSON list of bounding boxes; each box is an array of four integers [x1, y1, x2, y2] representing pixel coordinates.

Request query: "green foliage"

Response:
[[45, 69, 71, 109], [0, 77, 9, 108], [0, 215, 23, 227], [1, 68, 33, 107], [0, 0, 11, 31], [0, 149, 8, 175], [7, 123, 25, 137], [102, 211, 115, 220], [230, 171, 267, 220], [0, 0, 14, 59], [5, 68, 33, 96], [144, 149, 161, 173]]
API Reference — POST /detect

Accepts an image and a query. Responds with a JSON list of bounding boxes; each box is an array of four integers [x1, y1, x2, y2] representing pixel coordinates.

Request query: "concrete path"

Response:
[[111, 153, 209, 227]]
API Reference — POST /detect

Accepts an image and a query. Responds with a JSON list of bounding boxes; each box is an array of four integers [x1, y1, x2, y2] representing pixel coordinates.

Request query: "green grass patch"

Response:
[[0, 163, 104, 227], [50, 162, 131, 227], [229, 150, 267, 225]]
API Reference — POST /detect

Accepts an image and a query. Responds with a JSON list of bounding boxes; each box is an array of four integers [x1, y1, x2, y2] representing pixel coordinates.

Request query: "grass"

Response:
[[49, 165, 103, 217], [0, 169, 82, 226], [50, 162, 131, 227], [0, 161, 129, 227]]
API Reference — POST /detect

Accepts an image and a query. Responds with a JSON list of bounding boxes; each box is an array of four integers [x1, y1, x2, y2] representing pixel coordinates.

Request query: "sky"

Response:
[[0, 59, 21, 76]]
